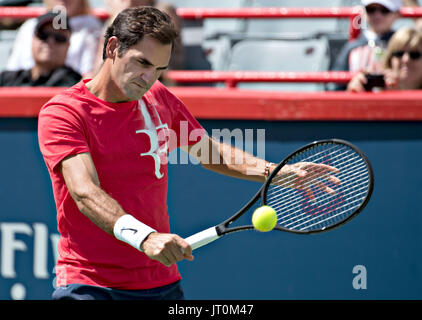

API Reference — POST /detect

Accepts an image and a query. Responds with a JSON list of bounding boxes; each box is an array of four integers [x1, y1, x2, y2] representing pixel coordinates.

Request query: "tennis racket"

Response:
[[185, 139, 374, 250]]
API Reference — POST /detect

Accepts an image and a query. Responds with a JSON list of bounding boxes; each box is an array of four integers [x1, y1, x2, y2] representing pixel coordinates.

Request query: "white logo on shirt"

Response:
[[135, 99, 169, 179]]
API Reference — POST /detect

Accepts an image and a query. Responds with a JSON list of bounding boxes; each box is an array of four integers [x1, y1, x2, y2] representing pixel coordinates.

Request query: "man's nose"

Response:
[[141, 69, 155, 83]]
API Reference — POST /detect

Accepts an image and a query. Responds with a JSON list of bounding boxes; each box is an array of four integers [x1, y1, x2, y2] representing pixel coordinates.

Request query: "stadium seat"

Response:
[[203, 36, 232, 71], [0, 30, 18, 72], [246, 0, 350, 37], [227, 38, 330, 91], [170, 0, 253, 40], [170, 0, 252, 71]]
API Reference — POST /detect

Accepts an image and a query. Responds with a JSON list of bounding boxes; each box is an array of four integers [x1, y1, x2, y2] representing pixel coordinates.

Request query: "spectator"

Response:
[[331, 0, 402, 90], [0, 12, 81, 87], [348, 26, 422, 91], [6, 0, 103, 76]]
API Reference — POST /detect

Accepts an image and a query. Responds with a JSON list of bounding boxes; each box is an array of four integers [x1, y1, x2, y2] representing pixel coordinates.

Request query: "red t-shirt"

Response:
[[38, 79, 205, 290]]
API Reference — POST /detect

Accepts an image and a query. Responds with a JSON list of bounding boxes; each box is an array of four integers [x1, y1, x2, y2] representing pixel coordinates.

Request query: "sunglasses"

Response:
[[36, 30, 68, 44], [365, 6, 392, 15], [392, 50, 422, 60]]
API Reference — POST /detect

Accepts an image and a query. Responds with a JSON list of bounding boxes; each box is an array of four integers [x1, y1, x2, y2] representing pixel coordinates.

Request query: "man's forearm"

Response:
[[60, 152, 156, 254], [71, 179, 192, 264], [71, 183, 157, 253], [200, 138, 271, 182], [72, 183, 126, 236]]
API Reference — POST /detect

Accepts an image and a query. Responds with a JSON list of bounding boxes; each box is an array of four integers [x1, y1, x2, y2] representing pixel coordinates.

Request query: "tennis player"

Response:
[[38, 7, 338, 300]]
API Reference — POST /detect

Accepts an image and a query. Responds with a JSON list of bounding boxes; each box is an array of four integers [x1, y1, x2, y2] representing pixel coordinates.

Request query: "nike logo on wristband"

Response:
[[114, 215, 157, 252], [121, 228, 138, 235]]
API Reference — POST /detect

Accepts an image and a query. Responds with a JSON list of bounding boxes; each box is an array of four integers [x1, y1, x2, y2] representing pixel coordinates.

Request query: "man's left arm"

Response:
[[182, 134, 271, 183], [181, 134, 339, 200]]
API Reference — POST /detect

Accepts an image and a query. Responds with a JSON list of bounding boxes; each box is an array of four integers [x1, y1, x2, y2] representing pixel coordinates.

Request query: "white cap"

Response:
[[362, 0, 402, 12]]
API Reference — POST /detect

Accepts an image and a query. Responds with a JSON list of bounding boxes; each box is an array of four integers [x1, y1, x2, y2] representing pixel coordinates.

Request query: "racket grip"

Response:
[[185, 227, 220, 251]]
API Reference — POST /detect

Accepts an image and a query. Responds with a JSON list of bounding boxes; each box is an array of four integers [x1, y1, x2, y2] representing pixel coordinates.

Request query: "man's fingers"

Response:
[[175, 237, 194, 261], [304, 164, 341, 194], [310, 163, 339, 174], [163, 237, 193, 264], [303, 186, 315, 201], [157, 250, 172, 267], [296, 169, 307, 178], [143, 233, 194, 267], [300, 164, 339, 182], [314, 181, 336, 196], [169, 241, 185, 262], [278, 162, 341, 195], [328, 175, 341, 185]]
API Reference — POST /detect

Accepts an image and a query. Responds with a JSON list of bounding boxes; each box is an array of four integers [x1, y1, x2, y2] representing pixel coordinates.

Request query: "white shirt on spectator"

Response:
[[6, 15, 103, 76]]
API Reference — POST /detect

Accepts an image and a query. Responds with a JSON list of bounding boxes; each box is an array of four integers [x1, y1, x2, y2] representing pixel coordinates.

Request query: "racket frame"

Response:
[[185, 139, 374, 250]]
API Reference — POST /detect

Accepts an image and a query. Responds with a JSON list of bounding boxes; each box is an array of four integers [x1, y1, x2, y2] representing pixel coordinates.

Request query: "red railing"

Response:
[[1, 87, 422, 120], [0, 6, 364, 19], [167, 71, 353, 87], [2, 6, 422, 19], [1, 6, 422, 40]]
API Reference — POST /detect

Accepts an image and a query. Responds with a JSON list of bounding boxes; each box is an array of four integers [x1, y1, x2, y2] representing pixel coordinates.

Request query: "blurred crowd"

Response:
[[332, 0, 422, 91], [0, 0, 183, 87], [0, 0, 421, 91]]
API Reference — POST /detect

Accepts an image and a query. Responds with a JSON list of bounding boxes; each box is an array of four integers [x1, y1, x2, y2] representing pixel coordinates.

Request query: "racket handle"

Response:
[[185, 226, 220, 251]]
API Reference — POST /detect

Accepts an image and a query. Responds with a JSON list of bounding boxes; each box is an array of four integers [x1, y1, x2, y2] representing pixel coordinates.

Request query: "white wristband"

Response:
[[113, 214, 157, 252]]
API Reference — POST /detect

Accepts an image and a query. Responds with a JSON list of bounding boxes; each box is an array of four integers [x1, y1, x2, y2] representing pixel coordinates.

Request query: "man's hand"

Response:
[[276, 162, 341, 201], [141, 232, 194, 267]]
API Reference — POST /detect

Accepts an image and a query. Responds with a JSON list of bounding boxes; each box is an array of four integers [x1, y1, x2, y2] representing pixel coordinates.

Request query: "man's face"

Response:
[[32, 24, 71, 69], [109, 35, 172, 102], [365, 4, 398, 35]]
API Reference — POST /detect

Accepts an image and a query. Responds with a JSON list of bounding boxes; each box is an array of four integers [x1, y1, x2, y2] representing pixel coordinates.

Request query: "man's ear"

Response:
[[106, 36, 119, 60]]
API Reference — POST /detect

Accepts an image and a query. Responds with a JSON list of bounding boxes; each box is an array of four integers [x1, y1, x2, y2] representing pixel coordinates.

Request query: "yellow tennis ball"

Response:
[[252, 205, 277, 232]]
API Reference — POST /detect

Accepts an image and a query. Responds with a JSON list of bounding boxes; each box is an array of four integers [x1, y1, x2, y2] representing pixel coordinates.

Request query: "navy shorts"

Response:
[[52, 280, 185, 300]]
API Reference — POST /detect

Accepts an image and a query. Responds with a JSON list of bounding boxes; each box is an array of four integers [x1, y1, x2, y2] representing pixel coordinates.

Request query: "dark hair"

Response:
[[102, 6, 178, 60]]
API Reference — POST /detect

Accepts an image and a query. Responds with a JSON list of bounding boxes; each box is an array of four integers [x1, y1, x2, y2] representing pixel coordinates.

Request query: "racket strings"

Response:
[[267, 154, 365, 205], [268, 161, 367, 212], [270, 167, 368, 222], [269, 144, 361, 195], [267, 147, 349, 197], [280, 184, 368, 227], [288, 188, 369, 231], [273, 170, 369, 230], [267, 145, 354, 195], [281, 167, 367, 229], [265, 143, 370, 232], [266, 147, 364, 207]]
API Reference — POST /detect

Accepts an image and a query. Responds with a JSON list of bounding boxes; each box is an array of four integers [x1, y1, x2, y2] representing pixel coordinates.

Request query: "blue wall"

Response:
[[0, 118, 421, 299]]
